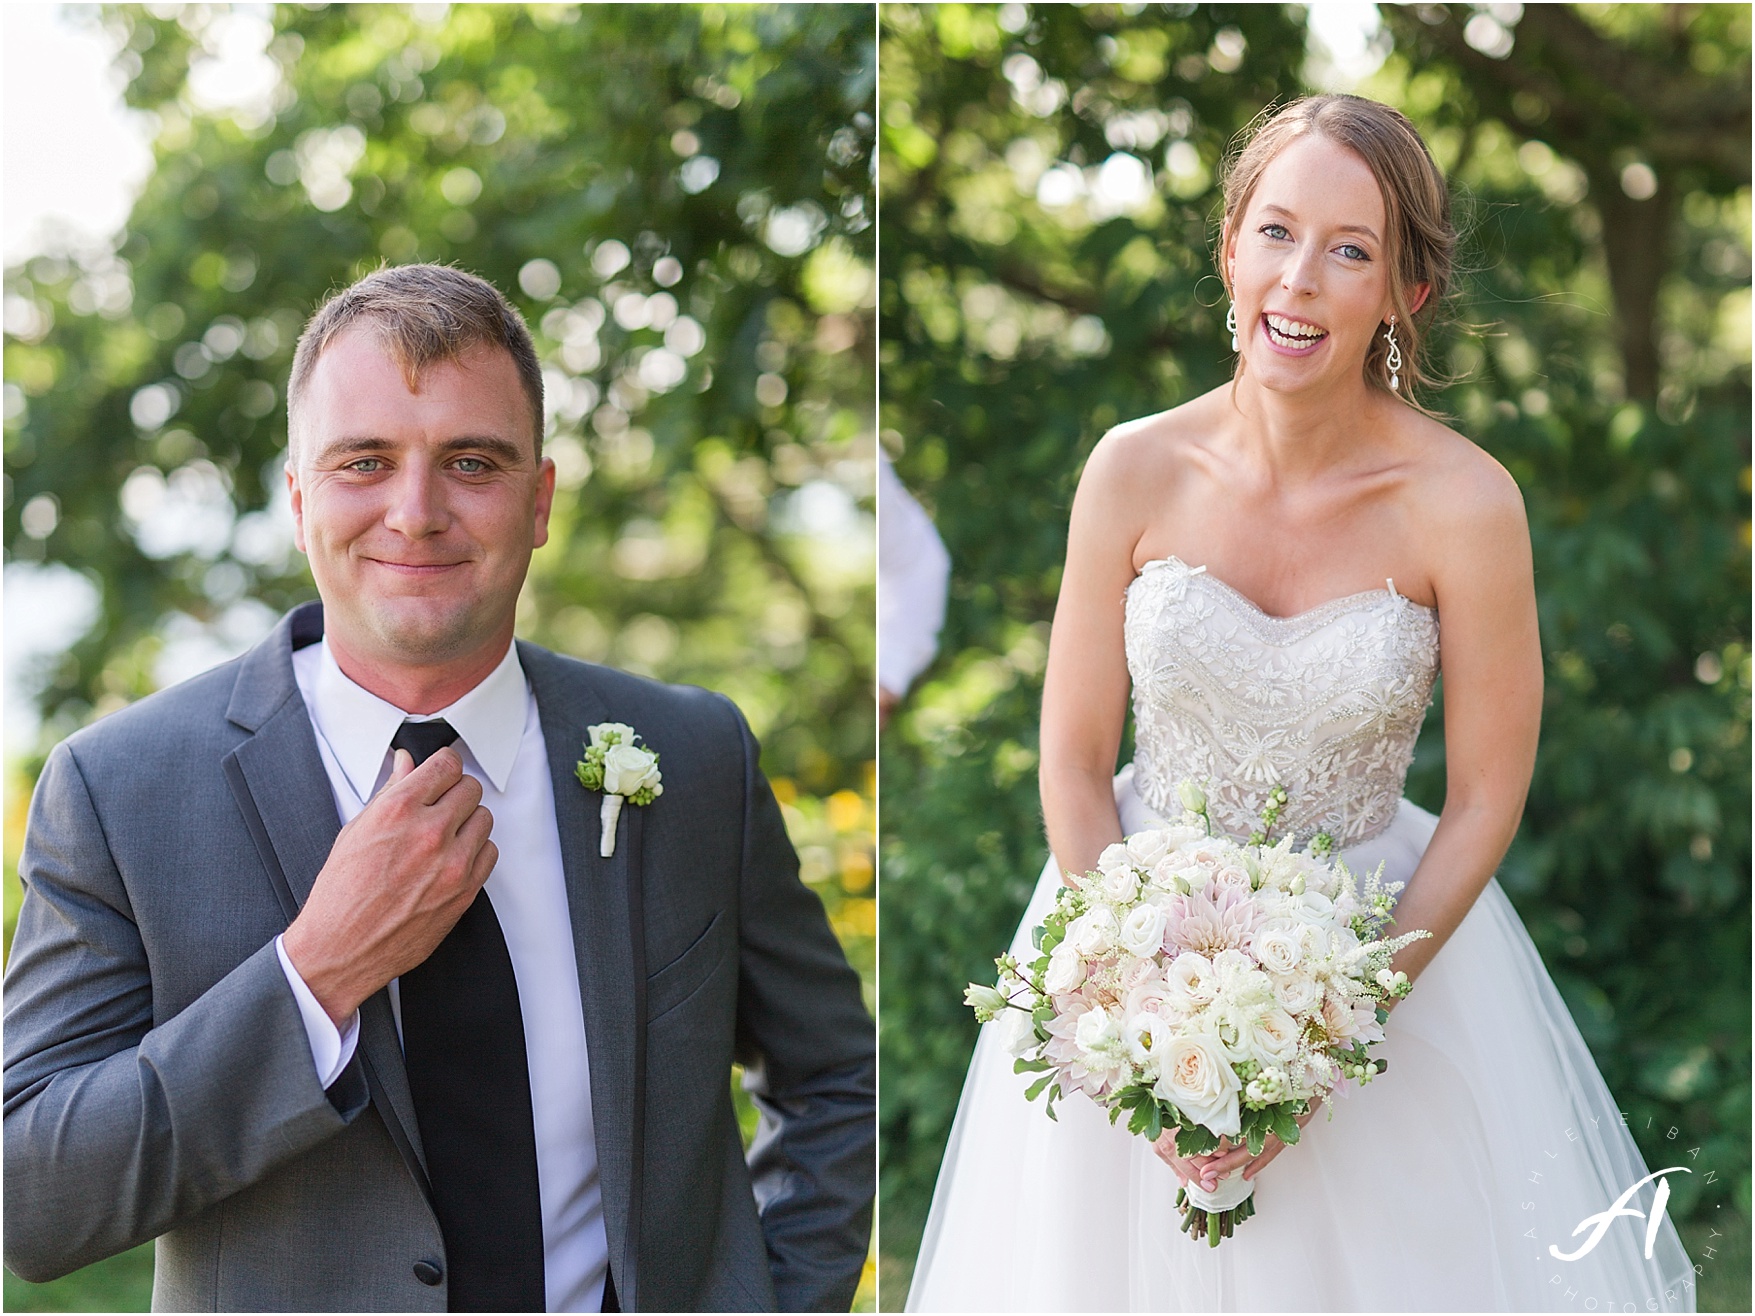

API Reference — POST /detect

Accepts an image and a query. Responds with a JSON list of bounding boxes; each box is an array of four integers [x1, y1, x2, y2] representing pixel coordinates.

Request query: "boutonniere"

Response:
[[575, 722, 663, 857]]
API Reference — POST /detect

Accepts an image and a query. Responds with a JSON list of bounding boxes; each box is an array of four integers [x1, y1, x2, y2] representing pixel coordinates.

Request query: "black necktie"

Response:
[[392, 720, 547, 1313]]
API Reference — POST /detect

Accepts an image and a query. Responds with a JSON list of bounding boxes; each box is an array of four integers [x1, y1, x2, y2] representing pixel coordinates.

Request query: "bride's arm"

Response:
[[1387, 457, 1543, 986], [1039, 431, 1151, 883]]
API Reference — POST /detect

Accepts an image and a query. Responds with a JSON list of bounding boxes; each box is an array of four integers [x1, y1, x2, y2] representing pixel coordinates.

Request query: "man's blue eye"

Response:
[[456, 458, 487, 473], [349, 458, 383, 473]]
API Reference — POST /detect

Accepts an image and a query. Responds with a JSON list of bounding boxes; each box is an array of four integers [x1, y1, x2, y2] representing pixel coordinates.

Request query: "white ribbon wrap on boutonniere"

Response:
[[574, 722, 663, 857]]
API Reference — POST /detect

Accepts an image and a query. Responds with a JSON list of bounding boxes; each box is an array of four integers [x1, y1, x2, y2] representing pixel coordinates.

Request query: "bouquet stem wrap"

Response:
[[1181, 1168, 1254, 1213]]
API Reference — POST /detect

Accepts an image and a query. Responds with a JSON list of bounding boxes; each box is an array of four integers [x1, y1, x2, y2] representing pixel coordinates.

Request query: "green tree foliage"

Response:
[[877, 2, 1749, 1300], [4, 4, 876, 1308]]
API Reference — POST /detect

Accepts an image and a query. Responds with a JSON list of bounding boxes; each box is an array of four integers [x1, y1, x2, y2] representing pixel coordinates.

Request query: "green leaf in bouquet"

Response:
[[1024, 1073, 1054, 1101], [1271, 1107, 1303, 1146], [1175, 1123, 1221, 1157], [1240, 1106, 1270, 1156], [1013, 1056, 1052, 1074], [1031, 1003, 1054, 1026], [1031, 926, 1046, 952], [1376, 1006, 1389, 1024], [1125, 1099, 1164, 1141], [1144, 1103, 1164, 1142]]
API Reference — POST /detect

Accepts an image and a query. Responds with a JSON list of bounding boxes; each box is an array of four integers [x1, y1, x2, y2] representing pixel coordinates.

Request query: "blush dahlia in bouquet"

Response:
[[965, 782, 1430, 1246]]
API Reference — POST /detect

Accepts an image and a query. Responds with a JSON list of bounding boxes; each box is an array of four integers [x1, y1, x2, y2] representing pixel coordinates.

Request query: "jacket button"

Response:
[[413, 1260, 443, 1286]]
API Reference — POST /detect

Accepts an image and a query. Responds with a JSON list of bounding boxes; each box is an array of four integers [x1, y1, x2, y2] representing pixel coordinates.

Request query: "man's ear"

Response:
[[286, 458, 308, 555], [532, 456, 557, 551]]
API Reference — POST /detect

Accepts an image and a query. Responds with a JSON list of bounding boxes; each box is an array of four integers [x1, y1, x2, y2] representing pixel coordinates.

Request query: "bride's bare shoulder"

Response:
[[1079, 389, 1226, 495], [1398, 411, 1531, 578], [1403, 412, 1525, 520]]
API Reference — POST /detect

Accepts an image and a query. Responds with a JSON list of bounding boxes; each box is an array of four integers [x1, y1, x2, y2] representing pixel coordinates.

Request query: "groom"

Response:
[[3, 265, 875, 1311]]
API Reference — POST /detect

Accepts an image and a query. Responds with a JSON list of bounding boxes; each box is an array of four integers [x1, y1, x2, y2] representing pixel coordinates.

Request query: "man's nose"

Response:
[[383, 466, 449, 537]]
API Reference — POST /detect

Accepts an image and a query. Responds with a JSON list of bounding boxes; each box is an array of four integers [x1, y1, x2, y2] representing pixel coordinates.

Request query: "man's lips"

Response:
[[363, 558, 468, 575]]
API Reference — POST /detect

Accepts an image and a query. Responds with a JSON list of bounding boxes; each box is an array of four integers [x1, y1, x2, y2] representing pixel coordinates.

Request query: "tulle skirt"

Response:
[[906, 769, 1697, 1312]]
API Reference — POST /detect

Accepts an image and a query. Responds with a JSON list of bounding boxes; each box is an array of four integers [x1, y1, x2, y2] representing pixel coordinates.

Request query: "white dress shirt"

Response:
[[878, 452, 951, 696], [277, 638, 608, 1312]]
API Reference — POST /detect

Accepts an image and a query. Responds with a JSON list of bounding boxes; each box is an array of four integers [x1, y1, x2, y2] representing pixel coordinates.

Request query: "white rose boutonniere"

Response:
[[575, 723, 663, 857]]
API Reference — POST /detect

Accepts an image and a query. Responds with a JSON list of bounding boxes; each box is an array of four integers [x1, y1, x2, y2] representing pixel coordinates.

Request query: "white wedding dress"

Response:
[[907, 556, 1697, 1313]]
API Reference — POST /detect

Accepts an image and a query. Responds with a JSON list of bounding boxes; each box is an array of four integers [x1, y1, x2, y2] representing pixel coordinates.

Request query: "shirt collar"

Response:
[[311, 639, 530, 798]]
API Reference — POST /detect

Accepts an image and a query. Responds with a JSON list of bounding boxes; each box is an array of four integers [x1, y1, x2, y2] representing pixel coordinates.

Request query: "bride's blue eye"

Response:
[[1338, 243, 1369, 261], [1259, 223, 1290, 240]]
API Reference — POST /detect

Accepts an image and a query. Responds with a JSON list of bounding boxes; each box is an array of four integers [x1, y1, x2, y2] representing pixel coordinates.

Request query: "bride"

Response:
[[905, 95, 1696, 1313]]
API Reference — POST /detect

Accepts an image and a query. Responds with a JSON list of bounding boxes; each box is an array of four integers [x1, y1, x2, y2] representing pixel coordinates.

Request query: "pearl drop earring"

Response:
[[1384, 316, 1403, 392], [1226, 303, 1238, 352]]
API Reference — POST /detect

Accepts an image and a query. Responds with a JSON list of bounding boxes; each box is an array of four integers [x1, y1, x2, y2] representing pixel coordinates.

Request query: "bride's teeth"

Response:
[[1265, 315, 1325, 345]]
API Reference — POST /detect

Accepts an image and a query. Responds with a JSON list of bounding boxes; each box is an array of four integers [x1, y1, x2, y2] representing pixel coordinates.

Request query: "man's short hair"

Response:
[[286, 263, 545, 459]]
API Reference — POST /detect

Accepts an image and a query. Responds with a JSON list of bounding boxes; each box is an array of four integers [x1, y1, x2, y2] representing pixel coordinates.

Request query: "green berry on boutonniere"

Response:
[[576, 722, 662, 857]]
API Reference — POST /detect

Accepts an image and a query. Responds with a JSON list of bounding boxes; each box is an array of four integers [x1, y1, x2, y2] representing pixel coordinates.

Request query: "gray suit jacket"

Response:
[[4, 601, 875, 1311]]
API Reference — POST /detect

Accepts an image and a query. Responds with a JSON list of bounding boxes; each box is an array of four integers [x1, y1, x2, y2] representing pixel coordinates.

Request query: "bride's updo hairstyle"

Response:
[[1218, 95, 1456, 412]]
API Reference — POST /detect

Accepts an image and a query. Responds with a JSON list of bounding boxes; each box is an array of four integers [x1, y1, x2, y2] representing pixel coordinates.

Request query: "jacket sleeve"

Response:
[[722, 698, 876, 1312], [2, 740, 369, 1283]]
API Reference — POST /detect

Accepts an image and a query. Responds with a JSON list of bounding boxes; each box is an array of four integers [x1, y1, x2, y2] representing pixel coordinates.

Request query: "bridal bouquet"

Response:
[[965, 782, 1430, 1246]]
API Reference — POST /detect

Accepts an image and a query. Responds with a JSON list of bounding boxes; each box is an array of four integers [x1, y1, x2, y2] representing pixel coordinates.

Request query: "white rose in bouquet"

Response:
[[1289, 889, 1336, 926], [1250, 922, 1304, 976], [1125, 829, 1173, 868], [1119, 903, 1168, 959], [1213, 862, 1253, 891], [1165, 951, 1218, 1008], [1098, 865, 1142, 905], [1154, 1033, 1241, 1137], [1044, 942, 1087, 995], [997, 1007, 1039, 1057], [1068, 906, 1120, 958], [1271, 971, 1324, 1015], [1096, 842, 1134, 875], [1243, 1005, 1300, 1066], [1074, 1004, 1123, 1057], [1149, 860, 1202, 895]]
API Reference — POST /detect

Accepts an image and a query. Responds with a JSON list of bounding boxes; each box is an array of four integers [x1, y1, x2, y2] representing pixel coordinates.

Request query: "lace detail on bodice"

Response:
[[1124, 556, 1440, 850]]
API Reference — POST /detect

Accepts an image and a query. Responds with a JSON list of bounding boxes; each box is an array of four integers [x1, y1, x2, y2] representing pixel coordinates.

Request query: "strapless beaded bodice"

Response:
[[1123, 555, 1440, 849]]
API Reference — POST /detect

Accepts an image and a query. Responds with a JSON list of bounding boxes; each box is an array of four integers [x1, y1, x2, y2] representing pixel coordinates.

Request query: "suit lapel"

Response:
[[223, 602, 432, 1203], [522, 644, 643, 1311]]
